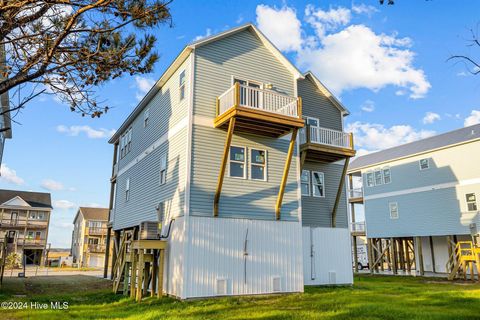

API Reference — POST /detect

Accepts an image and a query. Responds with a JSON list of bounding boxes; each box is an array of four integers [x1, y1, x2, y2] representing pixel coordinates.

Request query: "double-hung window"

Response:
[[120, 128, 132, 158], [125, 178, 130, 202], [366, 172, 374, 187], [250, 149, 266, 180], [144, 108, 150, 128], [160, 153, 167, 185], [383, 168, 391, 184], [312, 171, 325, 197], [229, 146, 246, 178], [389, 202, 399, 219], [179, 70, 186, 101], [374, 169, 383, 185], [301, 170, 311, 196], [466, 193, 478, 212]]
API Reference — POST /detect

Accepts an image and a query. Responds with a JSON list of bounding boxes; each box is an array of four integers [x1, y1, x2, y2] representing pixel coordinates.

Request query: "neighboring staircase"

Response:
[[446, 241, 480, 281]]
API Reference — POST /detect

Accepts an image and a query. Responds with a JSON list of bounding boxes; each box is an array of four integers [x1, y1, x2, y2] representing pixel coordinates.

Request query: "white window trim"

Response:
[[179, 70, 186, 101], [231, 76, 264, 88], [144, 108, 150, 128], [125, 178, 130, 202], [465, 193, 478, 212], [374, 169, 384, 186], [419, 158, 430, 170], [228, 145, 247, 179], [301, 170, 311, 196], [382, 167, 392, 184], [250, 148, 267, 181], [366, 171, 375, 187], [389, 202, 399, 219], [159, 153, 167, 185], [311, 171, 325, 198]]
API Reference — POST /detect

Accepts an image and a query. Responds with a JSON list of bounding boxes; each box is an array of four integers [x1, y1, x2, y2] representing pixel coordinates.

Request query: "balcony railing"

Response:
[[217, 84, 300, 118], [87, 227, 107, 236], [17, 238, 46, 246], [351, 221, 366, 233], [0, 219, 48, 228], [87, 244, 106, 253], [349, 188, 364, 199], [300, 125, 353, 149]]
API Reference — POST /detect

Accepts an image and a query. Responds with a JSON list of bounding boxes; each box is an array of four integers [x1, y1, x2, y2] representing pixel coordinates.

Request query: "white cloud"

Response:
[[361, 100, 375, 112], [256, 5, 303, 52], [464, 110, 480, 127], [351, 3, 379, 17], [53, 200, 76, 210], [0, 164, 25, 185], [56, 125, 115, 139], [346, 121, 435, 152], [41, 179, 64, 191], [193, 28, 213, 42], [255, 4, 430, 99], [134, 76, 155, 100], [422, 112, 441, 124], [236, 15, 244, 24]]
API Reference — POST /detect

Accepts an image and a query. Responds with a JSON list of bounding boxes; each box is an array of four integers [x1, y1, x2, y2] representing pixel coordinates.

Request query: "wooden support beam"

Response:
[[353, 236, 358, 273], [379, 239, 384, 271], [130, 248, 137, 299], [391, 238, 398, 275], [429, 236, 436, 273], [405, 239, 411, 272], [331, 157, 350, 227], [151, 250, 157, 297], [214, 117, 236, 217], [398, 239, 405, 271], [416, 236, 424, 276], [136, 250, 144, 302], [300, 151, 307, 169], [104, 227, 112, 279], [158, 249, 165, 298], [123, 262, 130, 296], [275, 128, 298, 220]]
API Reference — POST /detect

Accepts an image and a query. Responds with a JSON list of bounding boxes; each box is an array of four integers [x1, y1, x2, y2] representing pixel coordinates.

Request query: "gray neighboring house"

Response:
[[348, 124, 480, 275], [106, 24, 356, 299]]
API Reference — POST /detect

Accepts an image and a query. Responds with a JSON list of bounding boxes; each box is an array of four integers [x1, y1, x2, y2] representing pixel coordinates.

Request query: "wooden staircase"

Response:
[[446, 241, 480, 281]]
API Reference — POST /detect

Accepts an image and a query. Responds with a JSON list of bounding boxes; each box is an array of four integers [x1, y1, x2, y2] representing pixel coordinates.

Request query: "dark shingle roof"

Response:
[[0, 189, 52, 208], [349, 123, 480, 172]]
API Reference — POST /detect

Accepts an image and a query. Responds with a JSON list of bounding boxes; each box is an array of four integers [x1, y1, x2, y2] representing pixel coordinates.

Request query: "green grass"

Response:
[[0, 274, 479, 319]]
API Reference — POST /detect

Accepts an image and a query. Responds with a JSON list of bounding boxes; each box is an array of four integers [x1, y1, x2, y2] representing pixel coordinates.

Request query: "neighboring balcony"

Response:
[[87, 244, 106, 253], [350, 221, 366, 236], [17, 237, 47, 247], [0, 218, 48, 229], [86, 227, 107, 236], [300, 125, 356, 162], [214, 83, 304, 137], [348, 187, 364, 203]]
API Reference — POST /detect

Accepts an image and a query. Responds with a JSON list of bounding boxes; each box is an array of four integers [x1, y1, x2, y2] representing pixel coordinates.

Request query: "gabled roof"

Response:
[[2, 196, 31, 207], [0, 189, 52, 208], [349, 123, 480, 172], [303, 72, 350, 115], [74, 207, 109, 223], [109, 23, 305, 144]]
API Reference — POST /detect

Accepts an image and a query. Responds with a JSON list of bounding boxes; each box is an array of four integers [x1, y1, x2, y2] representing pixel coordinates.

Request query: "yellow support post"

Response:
[[158, 249, 164, 298], [234, 82, 240, 107], [214, 117, 236, 216], [297, 96, 302, 117], [275, 128, 298, 220], [331, 157, 350, 227]]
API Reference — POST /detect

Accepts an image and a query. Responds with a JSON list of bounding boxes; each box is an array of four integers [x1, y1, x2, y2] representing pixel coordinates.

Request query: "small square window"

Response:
[[389, 202, 399, 219], [466, 193, 477, 212], [419, 158, 429, 170]]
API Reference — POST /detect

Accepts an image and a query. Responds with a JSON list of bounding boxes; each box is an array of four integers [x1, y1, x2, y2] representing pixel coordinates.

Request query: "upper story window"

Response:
[[120, 128, 132, 159], [382, 168, 391, 184], [366, 172, 375, 187], [29, 211, 46, 220], [233, 78, 262, 107], [179, 70, 186, 101], [389, 202, 399, 219], [229, 146, 246, 179], [374, 169, 383, 185], [312, 171, 325, 197], [251, 149, 266, 181], [125, 178, 130, 202], [159, 153, 167, 185], [301, 170, 310, 196], [466, 193, 477, 212], [419, 158, 429, 170], [144, 108, 150, 128], [366, 167, 391, 187]]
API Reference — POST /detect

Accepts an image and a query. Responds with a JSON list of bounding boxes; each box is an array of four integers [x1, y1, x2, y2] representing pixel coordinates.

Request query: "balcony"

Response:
[[350, 221, 366, 235], [17, 238, 47, 247], [214, 83, 304, 137], [0, 218, 48, 229], [348, 187, 364, 203], [87, 244, 106, 253], [86, 227, 107, 236], [300, 125, 355, 163]]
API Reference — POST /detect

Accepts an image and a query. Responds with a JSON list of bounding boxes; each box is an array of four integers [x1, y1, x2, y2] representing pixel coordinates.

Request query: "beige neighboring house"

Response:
[[71, 207, 112, 268], [0, 189, 52, 266]]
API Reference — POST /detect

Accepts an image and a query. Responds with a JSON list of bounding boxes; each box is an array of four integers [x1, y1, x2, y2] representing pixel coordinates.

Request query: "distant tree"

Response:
[[0, 0, 172, 122], [5, 252, 19, 275]]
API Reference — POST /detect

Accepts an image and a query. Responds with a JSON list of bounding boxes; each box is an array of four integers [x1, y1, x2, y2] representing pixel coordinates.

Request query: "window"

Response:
[[466, 193, 478, 212], [125, 178, 130, 202], [29, 211, 37, 219], [419, 158, 429, 170], [229, 146, 246, 178], [88, 238, 99, 245], [179, 70, 186, 101], [383, 168, 391, 184], [144, 108, 150, 127], [27, 231, 34, 239], [301, 170, 310, 196], [251, 149, 266, 180], [389, 202, 399, 219], [160, 153, 167, 185], [312, 171, 325, 197], [374, 169, 383, 185], [366, 172, 374, 187], [120, 128, 132, 158]]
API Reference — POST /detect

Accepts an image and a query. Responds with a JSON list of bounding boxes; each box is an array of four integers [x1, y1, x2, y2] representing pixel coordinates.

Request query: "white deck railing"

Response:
[[300, 125, 353, 149], [350, 221, 365, 233], [349, 187, 363, 199], [217, 84, 299, 118]]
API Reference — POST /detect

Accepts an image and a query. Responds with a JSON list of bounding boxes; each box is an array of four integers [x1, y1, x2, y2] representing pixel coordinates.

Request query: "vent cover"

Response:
[[328, 271, 336, 285], [272, 276, 281, 292], [216, 278, 227, 295]]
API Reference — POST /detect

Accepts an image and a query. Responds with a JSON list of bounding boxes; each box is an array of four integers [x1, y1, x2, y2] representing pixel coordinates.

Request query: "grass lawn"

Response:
[[0, 274, 479, 319]]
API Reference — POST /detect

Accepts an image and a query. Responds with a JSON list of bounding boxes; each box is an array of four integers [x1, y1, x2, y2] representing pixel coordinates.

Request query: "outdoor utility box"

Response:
[[139, 221, 160, 240]]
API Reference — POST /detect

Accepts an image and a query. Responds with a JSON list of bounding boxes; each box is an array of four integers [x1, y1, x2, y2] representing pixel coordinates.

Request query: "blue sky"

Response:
[[2, 1, 480, 247]]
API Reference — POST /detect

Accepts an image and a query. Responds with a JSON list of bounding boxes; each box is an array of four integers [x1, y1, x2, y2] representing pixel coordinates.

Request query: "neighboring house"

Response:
[[0, 44, 12, 166], [107, 24, 355, 299], [347, 124, 480, 274], [0, 189, 52, 266], [71, 207, 111, 268], [46, 248, 72, 267]]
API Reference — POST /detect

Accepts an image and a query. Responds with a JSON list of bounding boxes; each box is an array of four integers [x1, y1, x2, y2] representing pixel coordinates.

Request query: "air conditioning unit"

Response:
[[139, 221, 160, 240]]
